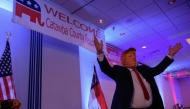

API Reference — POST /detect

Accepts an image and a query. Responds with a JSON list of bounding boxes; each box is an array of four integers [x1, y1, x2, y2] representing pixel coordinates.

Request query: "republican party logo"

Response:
[[15, 0, 44, 26]]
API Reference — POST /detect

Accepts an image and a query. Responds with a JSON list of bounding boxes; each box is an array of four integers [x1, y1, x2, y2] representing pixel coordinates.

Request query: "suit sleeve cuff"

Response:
[[97, 52, 104, 62], [167, 55, 173, 60]]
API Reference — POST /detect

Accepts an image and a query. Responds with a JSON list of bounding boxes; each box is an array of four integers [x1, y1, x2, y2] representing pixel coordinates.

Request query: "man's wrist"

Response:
[[97, 52, 104, 61], [167, 54, 173, 59], [97, 51, 104, 55], [168, 53, 174, 57]]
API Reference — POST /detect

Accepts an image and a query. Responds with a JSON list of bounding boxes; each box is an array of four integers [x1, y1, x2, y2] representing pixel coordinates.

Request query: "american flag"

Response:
[[88, 65, 108, 109], [0, 41, 16, 100]]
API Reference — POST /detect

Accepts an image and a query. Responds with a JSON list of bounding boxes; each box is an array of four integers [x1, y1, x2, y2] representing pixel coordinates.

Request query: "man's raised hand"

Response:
[[168, 43, 183, 57], [93, 35, 103, 55]]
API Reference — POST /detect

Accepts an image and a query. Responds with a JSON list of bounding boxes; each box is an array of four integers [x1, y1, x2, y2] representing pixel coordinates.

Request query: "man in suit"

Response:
[[93, 36, 182, 109]]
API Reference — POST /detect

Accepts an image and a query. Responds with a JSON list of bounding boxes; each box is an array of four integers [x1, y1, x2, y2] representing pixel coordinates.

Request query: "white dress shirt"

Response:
[[128, 68, 152, 108]]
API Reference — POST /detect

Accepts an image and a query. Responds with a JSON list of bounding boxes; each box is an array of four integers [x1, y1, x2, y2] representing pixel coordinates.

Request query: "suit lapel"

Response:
[[124, 67, 133, 82], [122, 67, 134, 90], [136, 67, 159, 91]]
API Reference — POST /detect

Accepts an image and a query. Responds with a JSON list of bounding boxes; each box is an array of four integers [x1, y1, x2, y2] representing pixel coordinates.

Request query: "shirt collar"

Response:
[[127, 68, 133, 71]]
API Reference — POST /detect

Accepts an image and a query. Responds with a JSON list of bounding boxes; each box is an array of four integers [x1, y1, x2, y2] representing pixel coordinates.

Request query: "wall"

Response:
[[156, 76, 176, 109], [156, 75, 190, 108], [0, 7, 30, 109], [178, 77, 190, 107], [41, 35, 82, 109]]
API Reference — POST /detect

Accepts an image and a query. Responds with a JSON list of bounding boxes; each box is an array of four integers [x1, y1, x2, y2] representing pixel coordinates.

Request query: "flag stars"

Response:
[[27, 1, 32, 6], [34, 4, 39, 9]]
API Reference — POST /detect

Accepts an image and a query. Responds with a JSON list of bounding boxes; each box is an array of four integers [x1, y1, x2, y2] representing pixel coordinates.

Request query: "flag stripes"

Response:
[[88, 65, 108, 109], [94, 84, 108, 109]]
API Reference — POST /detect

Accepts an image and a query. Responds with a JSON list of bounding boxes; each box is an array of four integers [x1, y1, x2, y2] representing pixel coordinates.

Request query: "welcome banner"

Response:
[[12, 0, 106, 53]]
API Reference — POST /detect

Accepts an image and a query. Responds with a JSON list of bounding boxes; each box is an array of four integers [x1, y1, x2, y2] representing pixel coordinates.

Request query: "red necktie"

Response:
[[133, 69, 150, 100]]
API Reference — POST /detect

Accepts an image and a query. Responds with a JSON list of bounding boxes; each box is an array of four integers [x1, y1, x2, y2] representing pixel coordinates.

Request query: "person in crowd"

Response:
[[93, 36, 183, 109]]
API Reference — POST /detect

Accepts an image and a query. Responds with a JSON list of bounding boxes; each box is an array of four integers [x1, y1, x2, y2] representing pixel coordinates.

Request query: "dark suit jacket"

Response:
[[97, 56, 174, 109]]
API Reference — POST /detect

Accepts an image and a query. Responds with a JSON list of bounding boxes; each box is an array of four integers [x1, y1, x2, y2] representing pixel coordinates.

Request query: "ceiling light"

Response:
[[142, 46, 146, 48], [186, 38, 190, 45], [168, 0, 176, 5], [99, 19, 103, 23], [120, 32, 125, 35]]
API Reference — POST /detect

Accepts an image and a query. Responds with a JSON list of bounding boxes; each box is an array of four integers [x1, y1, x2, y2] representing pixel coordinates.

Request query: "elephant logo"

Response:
[[15, 0, 44, 26]]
